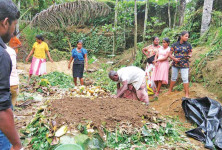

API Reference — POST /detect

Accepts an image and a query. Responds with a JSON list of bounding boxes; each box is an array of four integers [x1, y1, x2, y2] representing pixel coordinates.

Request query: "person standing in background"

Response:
[[168, 31, 192, 98], [152, 38, 171, 97], [68, 40, 88, 86], [0, 0, 23, 149], [9, 31, 22, 54], [6, 46, 19, 107], [142, 37, 162, 94], [26, 35, 53, 83]]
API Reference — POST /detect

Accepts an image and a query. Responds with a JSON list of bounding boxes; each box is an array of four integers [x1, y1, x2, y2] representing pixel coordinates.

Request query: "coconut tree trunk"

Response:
[[112, 0, 118, 56], [173, 0, 178, 28], [168, 0, 171, 28], [143, 0, 149, 42], [178, 0, 186, 26], [200, 0, 214, 36], [133, 0, 137, 59]]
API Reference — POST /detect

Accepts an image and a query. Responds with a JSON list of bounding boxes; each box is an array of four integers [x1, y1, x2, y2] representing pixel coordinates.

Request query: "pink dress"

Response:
[[152, 47, 170, 84]]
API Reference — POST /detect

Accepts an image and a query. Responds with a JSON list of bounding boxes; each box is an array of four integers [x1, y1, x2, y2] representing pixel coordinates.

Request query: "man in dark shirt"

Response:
[[0, 0, 23, 150]]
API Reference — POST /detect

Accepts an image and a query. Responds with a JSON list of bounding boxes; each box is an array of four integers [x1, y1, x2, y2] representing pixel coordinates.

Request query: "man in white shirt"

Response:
[[109, 66, 149, 104], [6, 46, 19, 107]]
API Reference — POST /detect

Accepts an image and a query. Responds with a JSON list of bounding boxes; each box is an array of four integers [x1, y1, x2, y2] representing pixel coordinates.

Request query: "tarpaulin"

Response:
[[182, 97, 222, 150]]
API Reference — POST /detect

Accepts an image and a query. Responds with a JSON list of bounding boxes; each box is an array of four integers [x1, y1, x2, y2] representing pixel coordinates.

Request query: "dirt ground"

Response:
[[17, 59, 103, 76], [150, 83, 218, 123], [50, 97, 156, 130], [17, 60, 72, 75]]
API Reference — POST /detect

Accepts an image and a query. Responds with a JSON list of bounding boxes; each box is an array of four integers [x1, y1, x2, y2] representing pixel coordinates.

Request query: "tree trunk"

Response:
[[200, 0, 214, 36], [112, 0, 118, 56], [173, 0, 178, 28], [168, 0, 171, 28], [16, 0, 20, 38], [123, 22, 126, 49], [178, 0, 186, 26], [143, 0, 149, 42], [133, 0, 137, 59]]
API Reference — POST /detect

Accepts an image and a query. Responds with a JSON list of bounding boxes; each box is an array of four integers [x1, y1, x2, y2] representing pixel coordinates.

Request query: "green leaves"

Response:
[[104, 120, 182, 149], [39, 72, 74, 88]]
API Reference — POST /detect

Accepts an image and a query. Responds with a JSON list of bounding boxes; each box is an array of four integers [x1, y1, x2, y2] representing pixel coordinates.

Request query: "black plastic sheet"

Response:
[[182, 97, 222, 150]]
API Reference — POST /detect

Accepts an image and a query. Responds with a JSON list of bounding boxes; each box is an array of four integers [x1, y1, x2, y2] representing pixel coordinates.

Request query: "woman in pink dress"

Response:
[[152, 38, 170, 96]]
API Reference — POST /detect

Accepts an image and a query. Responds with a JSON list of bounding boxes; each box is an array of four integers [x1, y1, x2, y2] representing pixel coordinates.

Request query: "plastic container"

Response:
[[55, 144, 83, 150]]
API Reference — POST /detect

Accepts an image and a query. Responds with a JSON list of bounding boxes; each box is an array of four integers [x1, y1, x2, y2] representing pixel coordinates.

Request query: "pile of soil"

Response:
[[50, 97, 157, 129], [150, 83, 218, 123]]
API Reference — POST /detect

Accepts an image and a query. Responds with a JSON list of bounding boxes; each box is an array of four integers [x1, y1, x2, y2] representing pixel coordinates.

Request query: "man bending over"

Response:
[[109, 66, 149, 105]]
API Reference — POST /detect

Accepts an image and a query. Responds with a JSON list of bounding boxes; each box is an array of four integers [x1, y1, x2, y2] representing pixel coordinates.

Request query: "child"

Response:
[[152, 38, 170, 96]]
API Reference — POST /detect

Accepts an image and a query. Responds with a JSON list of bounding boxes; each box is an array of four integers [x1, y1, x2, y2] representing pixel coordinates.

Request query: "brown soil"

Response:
[[189, 46, 222, 100], [50, 97, 156, 129], [150, 83, 219, 123]]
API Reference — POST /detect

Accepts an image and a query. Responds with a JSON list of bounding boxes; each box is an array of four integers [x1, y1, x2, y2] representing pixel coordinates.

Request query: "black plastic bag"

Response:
[[182, 97, 222, 150], [146, 55, 155, 64]]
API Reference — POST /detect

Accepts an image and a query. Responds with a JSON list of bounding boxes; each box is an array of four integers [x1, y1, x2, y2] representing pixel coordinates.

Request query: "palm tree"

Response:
[[200, 0, 214, 36]]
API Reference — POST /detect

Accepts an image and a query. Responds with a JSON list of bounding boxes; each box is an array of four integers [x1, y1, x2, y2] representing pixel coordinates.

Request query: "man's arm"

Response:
[[12, 44, 22, 49], [115, 80, 128, 98], [0, 108, 22, 150]]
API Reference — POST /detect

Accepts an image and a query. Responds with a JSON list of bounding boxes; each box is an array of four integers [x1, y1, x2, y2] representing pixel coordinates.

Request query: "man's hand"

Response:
[[110, 95, 118, 98], [68, 64, 71, 69]]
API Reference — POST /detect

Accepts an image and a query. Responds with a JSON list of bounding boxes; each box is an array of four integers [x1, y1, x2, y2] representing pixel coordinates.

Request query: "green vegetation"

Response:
[[33, 72, 74, 89], [21, 104, 191, 150], [85, 64, 117, 93], [20, 106, 55, 150]]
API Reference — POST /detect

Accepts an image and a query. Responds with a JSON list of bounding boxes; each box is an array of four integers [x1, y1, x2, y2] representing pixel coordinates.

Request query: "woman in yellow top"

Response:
[[26, 35, 53, 82]]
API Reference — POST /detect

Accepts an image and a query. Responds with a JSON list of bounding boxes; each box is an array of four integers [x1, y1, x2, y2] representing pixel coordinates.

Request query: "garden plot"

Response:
[[15, 67, 212, 149]]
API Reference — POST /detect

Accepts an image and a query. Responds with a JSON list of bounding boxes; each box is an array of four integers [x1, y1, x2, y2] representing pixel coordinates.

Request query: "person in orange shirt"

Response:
[[9, 31, 22, 54]]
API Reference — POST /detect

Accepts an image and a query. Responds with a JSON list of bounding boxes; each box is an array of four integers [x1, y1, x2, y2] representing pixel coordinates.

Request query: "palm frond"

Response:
[[31, 0, 111, 31]]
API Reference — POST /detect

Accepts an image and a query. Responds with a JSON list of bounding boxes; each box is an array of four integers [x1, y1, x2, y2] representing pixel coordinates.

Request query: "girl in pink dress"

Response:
[[152, 38, 170, 96]]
